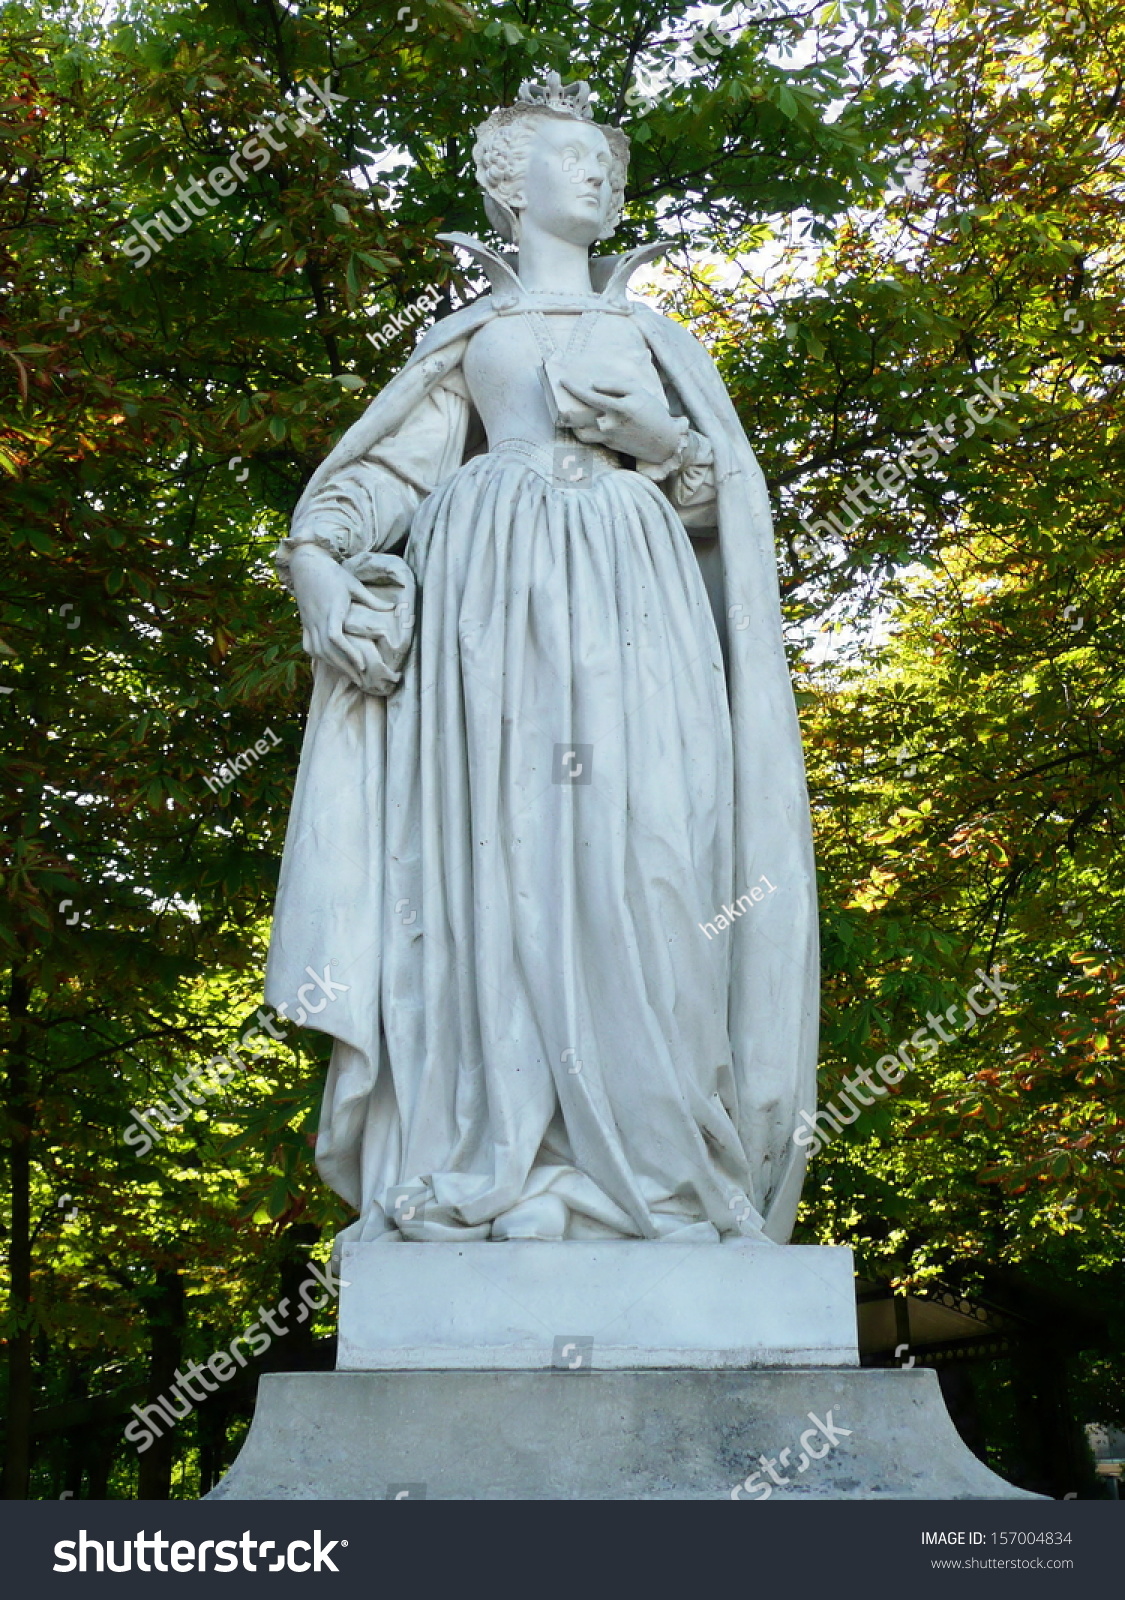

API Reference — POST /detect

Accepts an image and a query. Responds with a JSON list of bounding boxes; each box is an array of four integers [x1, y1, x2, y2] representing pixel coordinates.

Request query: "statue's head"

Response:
[[473, 73, 630, 248]]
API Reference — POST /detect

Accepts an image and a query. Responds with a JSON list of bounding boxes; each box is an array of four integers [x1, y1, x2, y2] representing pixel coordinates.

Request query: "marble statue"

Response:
[[265, 72, 818, 1249]]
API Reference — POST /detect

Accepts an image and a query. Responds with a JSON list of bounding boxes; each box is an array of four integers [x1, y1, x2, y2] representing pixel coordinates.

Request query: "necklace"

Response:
[[495, 293, 632, 317]]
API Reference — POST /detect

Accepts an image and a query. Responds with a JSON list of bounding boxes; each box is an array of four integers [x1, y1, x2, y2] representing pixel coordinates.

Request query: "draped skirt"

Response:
[[351, 444, 758, 1240]]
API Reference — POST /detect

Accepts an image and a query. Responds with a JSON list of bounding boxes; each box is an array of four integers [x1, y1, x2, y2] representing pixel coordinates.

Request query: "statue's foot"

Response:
[[491, 1193, 568, 1241]]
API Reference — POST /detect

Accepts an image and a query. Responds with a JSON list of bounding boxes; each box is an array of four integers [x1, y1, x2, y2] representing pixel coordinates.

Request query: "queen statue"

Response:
[[264, 73, 819, 1250]]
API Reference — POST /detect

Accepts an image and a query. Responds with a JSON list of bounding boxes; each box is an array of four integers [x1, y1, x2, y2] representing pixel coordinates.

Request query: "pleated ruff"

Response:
[[366, 451, 758, 1240]]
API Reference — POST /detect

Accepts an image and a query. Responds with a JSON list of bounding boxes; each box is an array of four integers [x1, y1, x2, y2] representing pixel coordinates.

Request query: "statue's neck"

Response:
[[514, 227, 593, 296]]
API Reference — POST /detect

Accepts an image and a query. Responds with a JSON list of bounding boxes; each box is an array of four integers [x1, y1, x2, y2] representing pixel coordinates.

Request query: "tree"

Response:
[[2, 0, 1121, 1497]]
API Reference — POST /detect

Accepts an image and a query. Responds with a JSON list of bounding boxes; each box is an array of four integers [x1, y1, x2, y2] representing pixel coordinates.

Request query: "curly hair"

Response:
[[472, 103, 630, 244]]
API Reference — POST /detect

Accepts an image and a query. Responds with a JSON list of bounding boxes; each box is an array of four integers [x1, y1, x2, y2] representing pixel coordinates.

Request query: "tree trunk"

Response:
[[85, 1432, 113, 1501], [3, 969, 34, 1499], [136, 1268, 185, 1499]]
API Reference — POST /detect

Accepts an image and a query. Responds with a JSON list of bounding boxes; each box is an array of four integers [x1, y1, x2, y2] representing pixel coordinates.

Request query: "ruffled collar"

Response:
[[436, 231, 669, 312]]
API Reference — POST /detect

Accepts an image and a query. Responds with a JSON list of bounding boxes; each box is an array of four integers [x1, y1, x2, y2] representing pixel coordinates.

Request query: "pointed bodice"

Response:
[[440, 232, 672, 453]]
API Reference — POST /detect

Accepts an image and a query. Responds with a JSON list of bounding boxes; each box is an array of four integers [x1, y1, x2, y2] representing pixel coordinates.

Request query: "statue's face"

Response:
[[514, 118, 614, 245]]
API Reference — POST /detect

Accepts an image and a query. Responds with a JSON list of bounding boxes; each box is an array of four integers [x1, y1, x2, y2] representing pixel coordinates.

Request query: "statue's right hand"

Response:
[[288, 543, 385, 687]]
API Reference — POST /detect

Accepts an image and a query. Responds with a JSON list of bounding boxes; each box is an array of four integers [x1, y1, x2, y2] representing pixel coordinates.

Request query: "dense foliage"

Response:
[[2, 0, 1122, 1497]]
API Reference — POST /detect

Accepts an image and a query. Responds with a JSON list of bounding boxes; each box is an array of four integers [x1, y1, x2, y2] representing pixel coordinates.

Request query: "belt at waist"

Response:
[[488, 436, 622, 483]]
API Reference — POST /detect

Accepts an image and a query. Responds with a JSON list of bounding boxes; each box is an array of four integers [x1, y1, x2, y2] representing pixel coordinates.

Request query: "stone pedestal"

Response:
[[337, 1241, 859, 1370], [207, 1368, 1039, 1500], [206, 1243, 1039, 1499]]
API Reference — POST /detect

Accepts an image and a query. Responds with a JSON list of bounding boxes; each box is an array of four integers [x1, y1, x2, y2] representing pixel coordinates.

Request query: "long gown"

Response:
[[334, 300, 762, 1242], [268, 249, 821, 1245]]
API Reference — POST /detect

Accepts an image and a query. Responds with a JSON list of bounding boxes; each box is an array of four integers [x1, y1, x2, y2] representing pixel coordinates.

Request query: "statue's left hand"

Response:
[[558, 377, 683, 465], [289, 543, 407, 695]]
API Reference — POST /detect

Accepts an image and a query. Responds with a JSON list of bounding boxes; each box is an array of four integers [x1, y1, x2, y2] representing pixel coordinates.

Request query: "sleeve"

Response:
[[635, 405, 718, 529], [663, 428, 717, 527], [275, 378, 471, 590]]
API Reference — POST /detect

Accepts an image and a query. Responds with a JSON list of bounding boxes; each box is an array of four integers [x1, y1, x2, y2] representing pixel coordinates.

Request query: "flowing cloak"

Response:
[[265, 236, 819, 1244]]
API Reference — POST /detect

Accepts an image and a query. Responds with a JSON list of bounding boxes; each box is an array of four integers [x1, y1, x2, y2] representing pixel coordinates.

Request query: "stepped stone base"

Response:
[[206, 1368, 1041, 1500]]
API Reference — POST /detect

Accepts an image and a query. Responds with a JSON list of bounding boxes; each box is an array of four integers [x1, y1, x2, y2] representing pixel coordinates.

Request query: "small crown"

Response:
[[516, 72, 593, 121]]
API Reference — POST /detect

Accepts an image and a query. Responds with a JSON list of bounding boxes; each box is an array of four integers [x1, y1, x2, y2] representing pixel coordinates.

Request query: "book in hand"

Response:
[[538, 353, 605, 430]]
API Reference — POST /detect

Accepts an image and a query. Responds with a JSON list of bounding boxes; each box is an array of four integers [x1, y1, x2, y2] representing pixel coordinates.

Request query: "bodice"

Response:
[[462, 303, 668, 452]]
